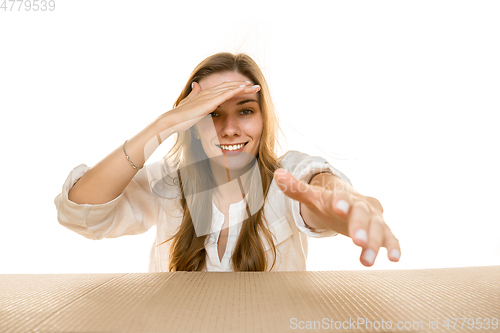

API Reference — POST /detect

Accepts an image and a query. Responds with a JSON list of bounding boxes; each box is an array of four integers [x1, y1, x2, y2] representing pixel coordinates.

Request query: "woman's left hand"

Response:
[[273, 169, 400, 267]]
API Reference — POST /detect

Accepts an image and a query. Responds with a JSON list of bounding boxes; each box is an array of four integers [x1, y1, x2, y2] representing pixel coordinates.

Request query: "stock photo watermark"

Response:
[[290, 317, 499, 331], [146, 118, 354, 237], [1, 0, 55, 11], [147, 124, 265, 237]]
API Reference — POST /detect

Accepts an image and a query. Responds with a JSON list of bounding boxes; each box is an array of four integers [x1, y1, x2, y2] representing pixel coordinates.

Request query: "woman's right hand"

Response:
[[162, 80, 260, 134], [65, 82, 260, 206]]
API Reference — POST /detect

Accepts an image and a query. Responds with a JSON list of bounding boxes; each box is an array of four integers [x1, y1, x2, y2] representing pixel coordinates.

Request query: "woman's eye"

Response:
[[210, 110, 252, 117]]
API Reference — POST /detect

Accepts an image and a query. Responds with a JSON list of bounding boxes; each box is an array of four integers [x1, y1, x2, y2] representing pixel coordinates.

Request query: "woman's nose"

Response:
[[219, 115, 241, 137]]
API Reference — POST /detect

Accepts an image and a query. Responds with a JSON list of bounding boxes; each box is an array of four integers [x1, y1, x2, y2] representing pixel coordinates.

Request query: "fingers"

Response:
[[360, 216, 384, 267], [275, 169, 401, 267], [384, 226, 401, 262], [204, 80, 255, 96], [214, 83, 260, 104], [186, 80, 254, 101], [343, 195, 400, 266], [331, 181, 353, 218], [361, 222, 401, 266], [273, 168, 322, 208], [177, 81, 258, 115], [346, 200, 370, 247], [190, 80, 259, 109]]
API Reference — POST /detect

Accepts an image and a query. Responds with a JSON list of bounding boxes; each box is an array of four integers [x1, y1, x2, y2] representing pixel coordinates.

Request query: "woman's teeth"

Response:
[[220, 143, 246, 151]]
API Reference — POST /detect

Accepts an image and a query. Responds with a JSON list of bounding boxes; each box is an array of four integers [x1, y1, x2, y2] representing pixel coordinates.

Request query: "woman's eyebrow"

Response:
[[216, 99, 259, 110], [237, 99, 258, 105]]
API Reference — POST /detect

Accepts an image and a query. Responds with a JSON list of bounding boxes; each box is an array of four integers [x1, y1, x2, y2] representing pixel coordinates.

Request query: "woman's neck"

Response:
[[209, 160, 251, 204]]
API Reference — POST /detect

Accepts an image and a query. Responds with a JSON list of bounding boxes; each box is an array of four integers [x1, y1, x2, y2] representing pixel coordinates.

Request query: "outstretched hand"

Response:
[[273, 169, 400, 267]]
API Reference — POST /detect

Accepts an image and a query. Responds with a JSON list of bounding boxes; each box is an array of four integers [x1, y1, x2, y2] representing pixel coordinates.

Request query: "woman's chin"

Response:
[[209, 152, 256, 171]]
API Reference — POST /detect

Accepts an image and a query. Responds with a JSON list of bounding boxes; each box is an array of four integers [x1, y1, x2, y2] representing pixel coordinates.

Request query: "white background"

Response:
[[1, 1, 499, 273]]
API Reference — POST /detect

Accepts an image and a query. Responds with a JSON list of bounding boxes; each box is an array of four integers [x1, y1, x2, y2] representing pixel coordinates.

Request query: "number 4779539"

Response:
[[443, 318, 498, 330], [1, 0, 56, 11]]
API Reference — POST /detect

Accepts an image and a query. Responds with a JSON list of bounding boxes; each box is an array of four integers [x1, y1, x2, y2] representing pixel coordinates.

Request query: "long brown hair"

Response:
[[156, 52, 284, 271]]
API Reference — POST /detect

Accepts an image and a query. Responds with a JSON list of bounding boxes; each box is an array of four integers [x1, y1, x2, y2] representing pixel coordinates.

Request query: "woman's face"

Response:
[[195, 71, 263, 171]]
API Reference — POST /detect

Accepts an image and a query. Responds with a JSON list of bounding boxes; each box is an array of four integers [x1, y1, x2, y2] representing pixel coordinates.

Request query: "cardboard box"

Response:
[[1, 266, 498, 332]]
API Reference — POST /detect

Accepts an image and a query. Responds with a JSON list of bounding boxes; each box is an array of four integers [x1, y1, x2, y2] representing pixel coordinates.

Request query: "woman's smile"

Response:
[[216, 142, 249, 154]]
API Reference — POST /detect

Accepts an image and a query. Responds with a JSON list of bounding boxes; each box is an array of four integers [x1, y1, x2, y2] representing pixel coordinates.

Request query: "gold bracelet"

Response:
[[123, 140, 142, 170]]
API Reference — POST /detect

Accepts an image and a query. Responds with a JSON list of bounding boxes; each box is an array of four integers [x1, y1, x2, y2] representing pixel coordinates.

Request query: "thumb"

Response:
[[180, 81, 201, 105], [274, 168, 320, 206], [190, 81, 202, 95]]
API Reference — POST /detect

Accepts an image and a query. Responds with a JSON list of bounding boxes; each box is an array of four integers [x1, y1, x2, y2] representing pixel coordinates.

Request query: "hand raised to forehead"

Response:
[[168, 81, 260, 134]]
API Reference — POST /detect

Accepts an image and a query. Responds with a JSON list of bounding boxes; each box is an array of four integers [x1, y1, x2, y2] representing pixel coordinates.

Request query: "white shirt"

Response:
[[54, 150, 351, 272]]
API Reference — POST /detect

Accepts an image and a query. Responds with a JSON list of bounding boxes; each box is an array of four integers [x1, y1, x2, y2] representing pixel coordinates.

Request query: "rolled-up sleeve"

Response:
[[281, 150, 352, 238], [54, 162, 162, 240]]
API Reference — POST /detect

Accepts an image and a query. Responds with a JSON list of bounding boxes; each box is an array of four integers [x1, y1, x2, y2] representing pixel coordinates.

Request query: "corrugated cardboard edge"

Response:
[[1, 266, 499, 332]]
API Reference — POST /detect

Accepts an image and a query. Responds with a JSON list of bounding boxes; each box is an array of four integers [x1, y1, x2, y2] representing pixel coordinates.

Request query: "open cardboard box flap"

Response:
[[1, 266, 499, 332]]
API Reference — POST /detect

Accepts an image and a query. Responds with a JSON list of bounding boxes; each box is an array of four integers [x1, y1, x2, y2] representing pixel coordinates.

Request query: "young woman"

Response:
[[55, 52, 400, 272]]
